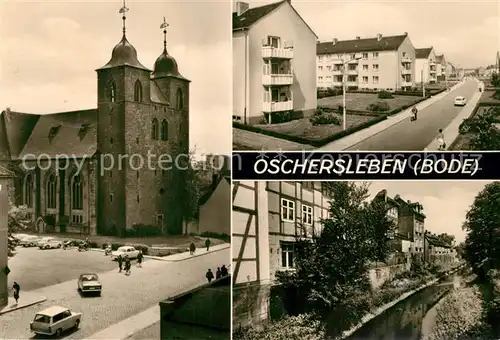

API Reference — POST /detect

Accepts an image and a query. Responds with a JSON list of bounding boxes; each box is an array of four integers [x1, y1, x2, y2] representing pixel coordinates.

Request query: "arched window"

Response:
[[176, 88, 183, 110], [134, 80, 142, 102], [151, 118, 159, 140], [161, 120, 168, 141], [46, 173, 57, 209], [72, 174, 83, 210], [24, 174, 33, 208], [107, 81, 116, 102]]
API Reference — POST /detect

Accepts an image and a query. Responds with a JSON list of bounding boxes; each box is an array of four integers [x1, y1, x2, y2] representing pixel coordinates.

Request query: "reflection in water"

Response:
[[347, 275, 456, 340]]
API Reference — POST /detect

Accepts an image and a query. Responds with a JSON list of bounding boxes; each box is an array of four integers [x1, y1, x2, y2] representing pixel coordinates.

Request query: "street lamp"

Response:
[[342, 56, 362, 131]]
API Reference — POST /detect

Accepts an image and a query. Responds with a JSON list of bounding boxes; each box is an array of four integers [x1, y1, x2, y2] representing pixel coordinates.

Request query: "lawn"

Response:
[[479, 90, 500, 104], [254, 113, 374, 141], [317, 93, 421, 112]]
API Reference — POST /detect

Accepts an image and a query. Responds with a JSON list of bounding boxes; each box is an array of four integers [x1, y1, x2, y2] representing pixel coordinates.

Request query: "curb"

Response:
[[0, 296, 47, 316]]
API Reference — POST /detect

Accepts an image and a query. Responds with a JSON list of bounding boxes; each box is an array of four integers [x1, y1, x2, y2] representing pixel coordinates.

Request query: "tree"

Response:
[[437, 233, 455, 246], [7, 204, 30, 256], [491, 73, 500, 87], [459, 107, 500, 150], [276, 182, 396, 336], [462, 182, 500, 277]]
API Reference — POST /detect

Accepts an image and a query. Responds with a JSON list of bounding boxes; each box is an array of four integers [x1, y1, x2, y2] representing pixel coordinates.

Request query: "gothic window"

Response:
[[151, 118, 159, 140], [107, 81, 116, 102], [72, 174, 83, 210], [46, 173, 57, 209], [134, 80, 143, 102], [24, 174, 33, 208], [176, 88, 183, 110], [161, 120, 168, 141]]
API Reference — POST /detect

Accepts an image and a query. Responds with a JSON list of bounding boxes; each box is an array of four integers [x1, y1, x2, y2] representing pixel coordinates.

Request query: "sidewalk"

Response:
[[0, 292, 46, 315], [320, 81, 466, 151]]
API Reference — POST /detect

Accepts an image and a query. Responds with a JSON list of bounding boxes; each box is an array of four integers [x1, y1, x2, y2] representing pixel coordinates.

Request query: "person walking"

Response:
[[206, 269, 214, 283], [137, 251, 143, 267], [189, 242, 196, 255], [216, 267, 222, 280], [117, 255, 123, 273], [205, 238, 211, 251], [220, 265, 228, 277], [12, 282, 20, 304], [437, 129, 446, 150], [124, 257, 131, 275]]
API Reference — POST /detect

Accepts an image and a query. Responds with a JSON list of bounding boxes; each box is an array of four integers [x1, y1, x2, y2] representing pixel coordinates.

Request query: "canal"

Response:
[[346, 271, 464, 340]]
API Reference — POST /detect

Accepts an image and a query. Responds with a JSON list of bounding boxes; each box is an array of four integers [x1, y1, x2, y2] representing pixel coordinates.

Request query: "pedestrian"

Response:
[[216, 267, 221, 280], [124, 257, 131, 275], [206, 269, 214, 283], [137, 251, 143, 267], [437, 129, 446, 150], [12, 282, 20, 304], [117, 255, 123, 273], [189, 242, 196, 255], [220, 265, 228, 277], [205, 238, 211, 251]]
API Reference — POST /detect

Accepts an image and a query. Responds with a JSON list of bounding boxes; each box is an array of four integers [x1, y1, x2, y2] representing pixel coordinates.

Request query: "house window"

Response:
[[161, 120, 168, 140], [157, 214, 164, 227], [302, 182, 313, 191], [373, 52, 379, 59], [151, 118, 159, 140], [373, 64, 379, 71], [109, 194, 113, 203], [71, 174, 83, 210], [134, 80, 143, 102], [281, 243, 294, 268], [362, 76, 369, 83], [402, 52, 406, 57], [24, 174, 33, 208], [176, 89, 184, 110], [267, 36, 279, 48], [362, 53, 368, 59], [362, 65, 368, 71], [318, 76, 323, 81], [318, 66, 323, 71], [281, 198, 295, 222], [302, 204, 313, 225], [107, 81, 116, 102], [373, 76, 379, 84], [350, 53, 356, 59], [46, 173, 57, 209]]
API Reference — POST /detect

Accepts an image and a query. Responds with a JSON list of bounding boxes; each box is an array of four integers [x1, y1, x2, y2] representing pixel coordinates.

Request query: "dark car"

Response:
[[77, 273, 102, 296]]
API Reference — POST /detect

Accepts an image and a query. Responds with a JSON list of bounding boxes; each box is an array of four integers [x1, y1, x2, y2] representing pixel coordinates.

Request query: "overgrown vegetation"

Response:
[[458, 107, 500, 150], [309, 108, 341, 126], [7, 204, 30, 256]]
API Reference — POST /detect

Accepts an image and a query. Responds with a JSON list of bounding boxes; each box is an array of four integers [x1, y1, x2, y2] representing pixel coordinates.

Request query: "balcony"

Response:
[[402, 79, 413, 86], [262, 46, 294, 59], [401, 68, 412, 75], [332, 69, 343, 75], [262, 73, 293, 86], [262, 100, 293, 113], [401, 57, 412, 63], [347, 69, 358, 75], [429, 69, 437, 74], [429, 61, 436, 66]]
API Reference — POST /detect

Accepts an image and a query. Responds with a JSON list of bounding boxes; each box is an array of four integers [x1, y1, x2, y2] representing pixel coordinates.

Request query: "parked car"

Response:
[[30, 306, 82, 337], [37, 237, 56, 247], [63, 239, 80, 247], [454, 96, 467, 106], [20, 236, 41, 247], [39, 240, 64, 250], [111, 246, 139, 260], [77, 273, 102, 296]]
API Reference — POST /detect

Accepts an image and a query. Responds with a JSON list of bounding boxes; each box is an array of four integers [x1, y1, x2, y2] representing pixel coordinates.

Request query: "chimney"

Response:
[[356, 36, 360, 40], [332, 38, 338, 45], [404, 32, 408, 36], [235, 1, 249, 16], [376, 33, 382, 41]]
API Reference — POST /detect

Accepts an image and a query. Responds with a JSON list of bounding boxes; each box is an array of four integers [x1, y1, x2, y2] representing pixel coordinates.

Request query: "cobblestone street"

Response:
[[0, 248, 229, 339]]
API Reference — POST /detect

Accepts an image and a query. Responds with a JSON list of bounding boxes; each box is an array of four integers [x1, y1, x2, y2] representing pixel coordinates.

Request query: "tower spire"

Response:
[[160, 17, 169, 52], [119, 0, 130, 37]]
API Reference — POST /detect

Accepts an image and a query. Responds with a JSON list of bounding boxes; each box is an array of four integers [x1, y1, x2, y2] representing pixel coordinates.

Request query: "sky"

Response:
[[366, 180, 493, 244], [0, 0, 232, 155], [242, 0, 500, 68]]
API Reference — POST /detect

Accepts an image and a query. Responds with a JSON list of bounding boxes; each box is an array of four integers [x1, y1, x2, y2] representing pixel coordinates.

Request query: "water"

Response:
[[346, 273, 460, 340]]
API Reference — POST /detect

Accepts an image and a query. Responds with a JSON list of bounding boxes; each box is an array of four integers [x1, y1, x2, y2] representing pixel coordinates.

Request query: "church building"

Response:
[[0, 6, 190, 236]]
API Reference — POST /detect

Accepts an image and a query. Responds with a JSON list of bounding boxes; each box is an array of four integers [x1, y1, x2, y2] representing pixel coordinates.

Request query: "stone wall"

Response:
[[232, 282, 271, 331], [368, 264, 407, 289]]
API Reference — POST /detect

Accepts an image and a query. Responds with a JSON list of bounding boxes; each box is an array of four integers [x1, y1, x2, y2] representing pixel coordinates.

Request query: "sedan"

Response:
[[454, 96, 467, 106], [39, 240, 63, 250], [77, 273, 102, 296], [111, 246, 139, 260], [20, 236, 41, 247]]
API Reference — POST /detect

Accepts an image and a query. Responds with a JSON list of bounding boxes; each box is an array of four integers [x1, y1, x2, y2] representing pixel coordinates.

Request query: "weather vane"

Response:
[[119, 0, 130, 36], [160, 17, 169, 50]]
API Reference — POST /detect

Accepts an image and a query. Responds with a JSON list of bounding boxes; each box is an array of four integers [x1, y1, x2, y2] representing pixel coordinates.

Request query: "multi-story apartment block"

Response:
[[446, 62, 457, 78], [393, 195, 426, 254], [435, 54, 447, 81], [232, 181, 329, 328], [316, 32, 416, 91], [415, 47, 437, 84], [233, 0, 318, 125]]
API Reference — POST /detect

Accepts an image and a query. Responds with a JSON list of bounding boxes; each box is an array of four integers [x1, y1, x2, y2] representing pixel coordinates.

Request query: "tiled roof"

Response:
[[233, 1, 283, 30], [317, 34, 407, 55], [416, 47, 433, 59], [0, 110, 40, 160]]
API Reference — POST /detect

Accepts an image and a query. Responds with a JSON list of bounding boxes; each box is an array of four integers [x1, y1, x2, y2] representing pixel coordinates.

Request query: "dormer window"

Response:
[[48, 125, 61, 142]]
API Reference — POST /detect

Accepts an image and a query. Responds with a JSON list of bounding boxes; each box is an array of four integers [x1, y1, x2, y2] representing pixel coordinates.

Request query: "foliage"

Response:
[[459, 107, 500, 150], [125, 224, 161, 237], [276, 182, 397, 337], [263, 111, 293, 124], [309, 109, 340, 126], [366, 101, 390, 112], [8, 204, 30, 256], [377, 91, 394, 99], [491, 73, 500, 87], [200, 231, 230, 242]]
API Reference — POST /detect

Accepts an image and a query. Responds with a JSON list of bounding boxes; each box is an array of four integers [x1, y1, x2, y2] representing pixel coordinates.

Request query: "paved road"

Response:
[[0, 249, 229, 339], [346, 80, 479, 150], [127, 321, 160, 339]]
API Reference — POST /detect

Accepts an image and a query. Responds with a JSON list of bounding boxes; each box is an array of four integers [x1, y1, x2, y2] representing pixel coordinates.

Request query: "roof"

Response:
[[317, 34, 407, 55], [416, 47, 433, 59], [199, 174, 231, 206], [37, 306, 68, 316], [436, 55, 445, 63], [0, 110, 40, 160], [150, 80, 170, 105], [233, 1, 317, 38], [426, 235, 452, 248]]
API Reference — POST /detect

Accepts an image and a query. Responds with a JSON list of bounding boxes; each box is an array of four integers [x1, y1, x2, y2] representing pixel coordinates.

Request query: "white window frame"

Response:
[[281, 198, 295, 222], [302, 204, 313, 226], [281, 243, 294, 268]]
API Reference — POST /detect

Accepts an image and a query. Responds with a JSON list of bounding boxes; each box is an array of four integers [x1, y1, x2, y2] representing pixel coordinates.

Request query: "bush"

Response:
[[125, 224, 161, 237], [263, 111, 293, 124], [377, 90, 394, 99], [309, 112, 340, 126], [367, 101, 390, 112], [200, 231, 230, 242], [493, 90, 500, 100]]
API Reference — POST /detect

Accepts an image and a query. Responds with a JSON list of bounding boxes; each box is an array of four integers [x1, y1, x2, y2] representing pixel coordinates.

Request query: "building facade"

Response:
[[436, 54, 447, 81], [424, 233, 455, 267], [232, 0, 318, 125], [415, 47, 437, 84], [393, 195, 426, 255], [0, 9, 190, 236], [317, 33, 416, 91]]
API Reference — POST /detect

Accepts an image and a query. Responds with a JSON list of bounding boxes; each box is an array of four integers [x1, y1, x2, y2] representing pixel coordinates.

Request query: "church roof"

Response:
[[0, 110, 40, 160], [150, 80, 171, 104], [97, 35, 151, 72]]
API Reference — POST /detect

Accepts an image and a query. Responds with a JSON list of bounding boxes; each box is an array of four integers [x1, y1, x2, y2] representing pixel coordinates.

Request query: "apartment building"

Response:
[[232, 181, 330, 328], [233, 0, 318, 125], [316, 32, 416, 91], [446, 62, 457, 78], [393, 195, 426, 255], [436, 54, 447, 81], [415, 47, 437, 84]]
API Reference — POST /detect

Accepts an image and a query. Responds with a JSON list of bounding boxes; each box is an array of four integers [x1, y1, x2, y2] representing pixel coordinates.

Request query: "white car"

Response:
[[111, 246, 139, 260], [20, 236, 41, 247], [30, 306, 82, 337], [39, 240, 63, 250], [37, 237, 56, 247], [454, 96, 467, 106]]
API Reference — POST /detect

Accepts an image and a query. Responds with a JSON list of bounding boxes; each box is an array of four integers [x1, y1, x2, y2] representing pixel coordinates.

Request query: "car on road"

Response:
[[454, 96, 467, 106], [20, 235, 41, 247], [77, 273, 102, 296], [37, 237, 56, 247], [39, 239, 64, 250], [111, 246, 139, 260], [30, 306, 82, 337]]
